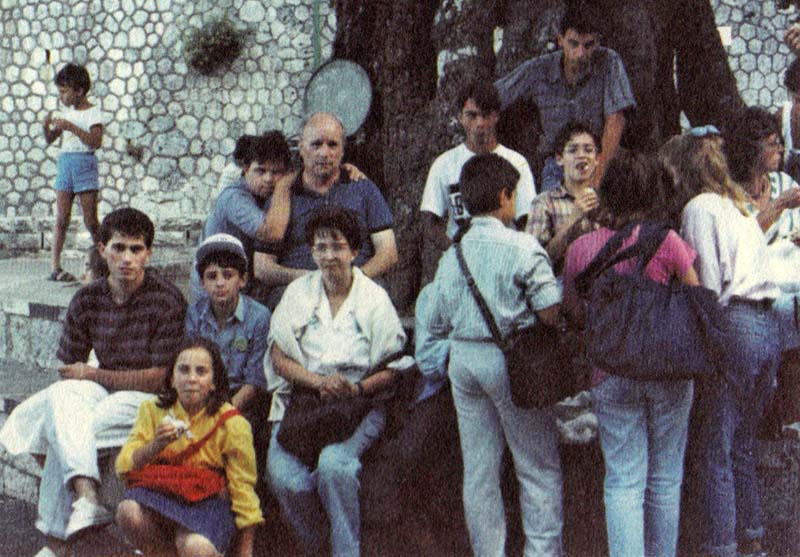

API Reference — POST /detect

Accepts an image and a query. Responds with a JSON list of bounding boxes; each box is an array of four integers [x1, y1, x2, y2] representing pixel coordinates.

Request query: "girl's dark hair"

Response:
[[723, 106, 780, 184], [596, 150, 670, 229], [157, 337, 230, 415], [304, 206, 362, 251]]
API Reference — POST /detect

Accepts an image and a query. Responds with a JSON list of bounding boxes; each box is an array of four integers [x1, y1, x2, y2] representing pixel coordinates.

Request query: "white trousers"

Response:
[[449, 340, 563, 557], [0, 379, 149, 539]]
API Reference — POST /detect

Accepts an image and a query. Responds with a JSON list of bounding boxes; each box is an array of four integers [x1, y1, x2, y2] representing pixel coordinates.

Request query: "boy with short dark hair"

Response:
[[44, 63, 107, 283], [527, 121, 601, 273], [186, 233, 272, 474], [193, 132, 295, 302], [494, 0, 635, 191], [0, 207, 186, 557]]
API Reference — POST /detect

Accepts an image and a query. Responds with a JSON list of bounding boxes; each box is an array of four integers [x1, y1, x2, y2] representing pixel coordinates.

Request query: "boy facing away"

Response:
[[43, 63, 106, 282]]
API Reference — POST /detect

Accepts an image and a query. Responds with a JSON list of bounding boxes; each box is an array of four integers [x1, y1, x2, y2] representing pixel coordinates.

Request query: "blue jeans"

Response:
[[593, 376, 693, 557], [267, 408, 385, 557], [540, 156, 564, 193], [698, 302, 780, 557]]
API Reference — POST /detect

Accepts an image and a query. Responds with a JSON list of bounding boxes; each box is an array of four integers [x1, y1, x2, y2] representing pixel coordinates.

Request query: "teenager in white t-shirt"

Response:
[[420, 82, 536, 249], [43, 63, 106, 283]]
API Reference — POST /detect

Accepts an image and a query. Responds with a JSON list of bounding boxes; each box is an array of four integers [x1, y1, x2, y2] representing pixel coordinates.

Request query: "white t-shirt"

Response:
[[217, 161, 242, 193], [681, 192, 780, 305], [420, 143, 536, 238], [55, 105, 106, 153]]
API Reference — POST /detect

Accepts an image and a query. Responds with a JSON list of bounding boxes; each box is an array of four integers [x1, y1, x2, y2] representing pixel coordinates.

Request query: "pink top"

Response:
[[562, 225, 698, 385]]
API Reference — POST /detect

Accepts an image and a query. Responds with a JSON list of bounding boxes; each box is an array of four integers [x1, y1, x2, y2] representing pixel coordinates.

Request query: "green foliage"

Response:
[[184, 17, 248, 75]]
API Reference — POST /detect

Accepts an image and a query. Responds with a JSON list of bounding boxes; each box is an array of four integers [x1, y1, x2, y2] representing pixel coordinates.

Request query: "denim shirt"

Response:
[[185, 294, 271, 391], [494, 47, 636, 157]]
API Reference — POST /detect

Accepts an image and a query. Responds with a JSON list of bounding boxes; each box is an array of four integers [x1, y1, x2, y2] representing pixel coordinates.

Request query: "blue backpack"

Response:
[[574, 222, 727, 380]]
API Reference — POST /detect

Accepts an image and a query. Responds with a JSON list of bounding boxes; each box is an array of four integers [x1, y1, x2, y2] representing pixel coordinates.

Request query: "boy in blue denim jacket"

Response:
[[186, 233, 271, 472]]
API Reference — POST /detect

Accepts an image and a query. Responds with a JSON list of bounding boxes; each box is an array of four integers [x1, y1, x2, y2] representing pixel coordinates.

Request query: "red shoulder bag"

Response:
[[125, 409, 240, 503]]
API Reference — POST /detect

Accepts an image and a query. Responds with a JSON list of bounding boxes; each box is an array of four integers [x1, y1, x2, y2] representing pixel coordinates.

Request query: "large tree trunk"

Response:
[[333, 0, 742, 311]]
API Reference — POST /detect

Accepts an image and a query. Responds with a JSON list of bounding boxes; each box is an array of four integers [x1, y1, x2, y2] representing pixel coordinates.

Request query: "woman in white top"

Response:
[[664, 131, 781, 557], [779, 57, 800, 183], [265, 206, 406, 557]]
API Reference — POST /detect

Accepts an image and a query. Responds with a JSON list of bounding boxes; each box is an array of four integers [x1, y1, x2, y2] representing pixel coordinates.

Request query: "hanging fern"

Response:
[[184, 17, 248, 76]]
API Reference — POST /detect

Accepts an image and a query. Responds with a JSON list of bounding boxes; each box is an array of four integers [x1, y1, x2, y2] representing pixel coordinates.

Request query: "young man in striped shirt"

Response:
[[0, 208, 186, 557]]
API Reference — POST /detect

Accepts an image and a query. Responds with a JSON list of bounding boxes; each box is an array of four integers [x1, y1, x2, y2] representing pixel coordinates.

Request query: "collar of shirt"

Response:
[[293, 167, 355, 196], [548, 50, 596, 87], [469, 214, 509, 231], [198, 295, 245, 331], [310, 271, 358, 327], [548, 184, 574, 200]]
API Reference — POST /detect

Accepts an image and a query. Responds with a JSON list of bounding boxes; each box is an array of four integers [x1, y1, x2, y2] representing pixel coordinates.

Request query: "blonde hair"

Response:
[[659, 133, 751, 217]]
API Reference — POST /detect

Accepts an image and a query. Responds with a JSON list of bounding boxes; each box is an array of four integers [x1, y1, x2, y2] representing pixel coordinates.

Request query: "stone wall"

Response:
[[0, 0, 334, 222], [0, 0, 797, 237], [712, 0, 796, 110]]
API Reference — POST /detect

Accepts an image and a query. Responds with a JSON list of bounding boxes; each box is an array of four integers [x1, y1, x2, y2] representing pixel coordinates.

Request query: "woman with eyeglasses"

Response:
[[264, 205, 406, 557], [662, 130, 781, 557], [724, 107, 800, 239]]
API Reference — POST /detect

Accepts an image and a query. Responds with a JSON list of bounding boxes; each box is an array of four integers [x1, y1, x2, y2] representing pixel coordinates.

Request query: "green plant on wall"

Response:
[[184, 16, 249, 75]]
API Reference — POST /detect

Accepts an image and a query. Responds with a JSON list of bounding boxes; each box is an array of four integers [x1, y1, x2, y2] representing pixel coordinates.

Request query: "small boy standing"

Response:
[[185, 233, 272, 473], [43, 63, 106, 282]]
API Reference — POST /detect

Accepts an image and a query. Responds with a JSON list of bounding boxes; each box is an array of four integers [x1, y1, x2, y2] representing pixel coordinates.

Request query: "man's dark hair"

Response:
[[457, 82, 501, 115], [240, 131, 292, 169], [99, 207, 155, 248], [560, 1, 602, 35], [786, 57, 800, 95], [232, 135, 256, 164], [54, 63, 91, 95], [460, 154, 520, 215], [304, 206, 362, 251], [554, 121, 601, 156], [157, 336, 230, 416], [723, 106, 781, 184], [597, 150, 669, 228]]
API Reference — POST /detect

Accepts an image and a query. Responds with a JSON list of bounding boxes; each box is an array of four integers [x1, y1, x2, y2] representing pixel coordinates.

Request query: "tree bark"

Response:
[[332, 0, 743, 311]]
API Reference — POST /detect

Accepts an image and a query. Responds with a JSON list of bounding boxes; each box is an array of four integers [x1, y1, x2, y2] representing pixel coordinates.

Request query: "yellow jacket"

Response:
[[116, 399, 263, 529]]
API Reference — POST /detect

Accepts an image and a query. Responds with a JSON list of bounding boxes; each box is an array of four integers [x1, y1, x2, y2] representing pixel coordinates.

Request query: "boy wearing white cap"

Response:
[[186, 233, 272, 473]]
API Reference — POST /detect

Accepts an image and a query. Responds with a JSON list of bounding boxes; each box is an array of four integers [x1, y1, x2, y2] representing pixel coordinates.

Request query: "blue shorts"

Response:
[[54, 152, 99, 193]]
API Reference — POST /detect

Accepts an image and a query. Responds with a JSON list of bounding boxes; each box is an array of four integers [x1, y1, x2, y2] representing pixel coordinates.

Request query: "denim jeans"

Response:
[[449, 340, 563, 557], [267, 408, 385, 557], [593, 375, 693, 557], [540, 156, 564, 193], [697, 302, 781, 557]]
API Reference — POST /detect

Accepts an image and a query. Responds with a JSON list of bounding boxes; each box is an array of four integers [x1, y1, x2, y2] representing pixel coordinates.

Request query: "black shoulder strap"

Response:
[[575, 222, 670, 296], [454, 240, 508, 351]]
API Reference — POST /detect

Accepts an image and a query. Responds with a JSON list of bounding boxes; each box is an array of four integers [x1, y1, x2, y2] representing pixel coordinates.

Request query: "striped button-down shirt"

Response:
[[427, 216, 561, 342]]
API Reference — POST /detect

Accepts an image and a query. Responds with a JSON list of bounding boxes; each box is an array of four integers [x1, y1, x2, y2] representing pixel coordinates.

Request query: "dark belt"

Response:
[[729, 296, 774, 311]]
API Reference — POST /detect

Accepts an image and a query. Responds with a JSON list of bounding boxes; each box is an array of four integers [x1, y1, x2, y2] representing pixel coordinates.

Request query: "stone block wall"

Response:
[[0, 0, 335, 222], [712, 0, 797, 110], [0, 0, 797, 242]]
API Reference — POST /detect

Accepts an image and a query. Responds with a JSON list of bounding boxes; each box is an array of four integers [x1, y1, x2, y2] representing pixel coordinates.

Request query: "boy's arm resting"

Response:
[[360, 228, 398, 278], [590, 111, 626, 188], [51, 120, 103, 150], [253, 252, 309, 287], [232, 310, 270, 409], [255, 172, 294, 244], [59, 362, 167, 393]]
